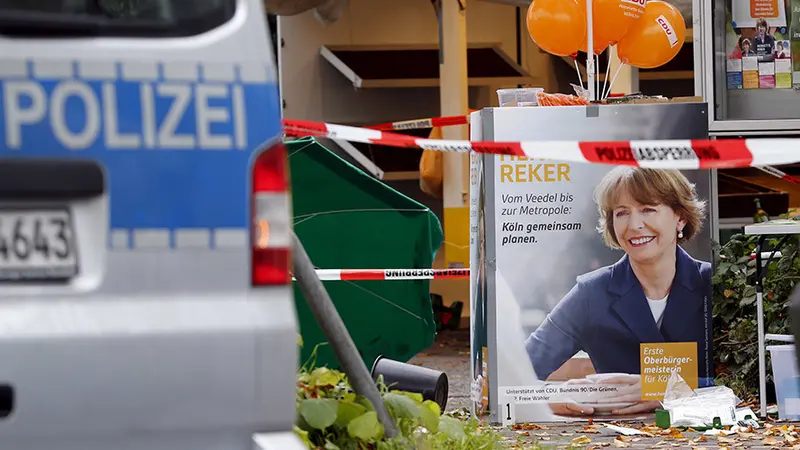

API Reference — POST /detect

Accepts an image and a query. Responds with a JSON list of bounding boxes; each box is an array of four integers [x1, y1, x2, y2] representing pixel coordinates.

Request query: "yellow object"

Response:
[[420, 126, 444, 199], [640, 342, 698, 401], [444, 206, 470, 266]]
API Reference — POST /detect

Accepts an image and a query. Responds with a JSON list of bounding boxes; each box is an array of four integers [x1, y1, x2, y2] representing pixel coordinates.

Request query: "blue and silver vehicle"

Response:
[[0, 0, 302, 448]]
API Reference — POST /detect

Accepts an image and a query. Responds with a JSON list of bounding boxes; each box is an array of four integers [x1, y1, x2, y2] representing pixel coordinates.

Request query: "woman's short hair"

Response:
[[593, 167, 707, 249]]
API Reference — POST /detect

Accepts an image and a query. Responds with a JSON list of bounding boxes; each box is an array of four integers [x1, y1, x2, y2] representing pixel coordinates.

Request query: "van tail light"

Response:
[[251, 142, 292, 286]]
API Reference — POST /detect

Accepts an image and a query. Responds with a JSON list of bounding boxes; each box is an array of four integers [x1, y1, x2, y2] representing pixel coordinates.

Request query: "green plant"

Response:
[[712, 218, 800, 401], [294, 347, 513, 449]]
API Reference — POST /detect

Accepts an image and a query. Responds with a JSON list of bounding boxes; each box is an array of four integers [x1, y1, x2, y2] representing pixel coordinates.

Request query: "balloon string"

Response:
[[601, 47, 612, 100], [574, 59, 585, 91], [604, 62, 626, 100]]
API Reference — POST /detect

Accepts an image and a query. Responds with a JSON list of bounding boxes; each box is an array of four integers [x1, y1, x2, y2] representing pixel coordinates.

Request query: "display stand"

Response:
[[743, 220, 800, 417]]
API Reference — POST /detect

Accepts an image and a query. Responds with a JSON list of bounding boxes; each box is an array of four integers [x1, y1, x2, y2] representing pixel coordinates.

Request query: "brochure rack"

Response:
[[698, 0, 800, 135]]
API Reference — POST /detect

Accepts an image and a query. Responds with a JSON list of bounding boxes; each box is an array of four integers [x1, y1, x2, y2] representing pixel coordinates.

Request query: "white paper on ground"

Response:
[[604, 424, 654, 436]]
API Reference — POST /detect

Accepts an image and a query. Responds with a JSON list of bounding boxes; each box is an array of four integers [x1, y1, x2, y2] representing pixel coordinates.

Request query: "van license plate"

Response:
[[0, 210, 77, 281]]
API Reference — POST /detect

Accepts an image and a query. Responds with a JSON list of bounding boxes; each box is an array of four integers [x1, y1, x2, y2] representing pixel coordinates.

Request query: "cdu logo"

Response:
[[656, 15, 680, 47]]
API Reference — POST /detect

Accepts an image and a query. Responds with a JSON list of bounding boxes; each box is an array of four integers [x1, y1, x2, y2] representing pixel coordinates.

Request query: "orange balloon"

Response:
[[526, 0, 586, 57], [579, 40, 608, 56], [616, 0, 686, 69], [578, 0, 646, 54]]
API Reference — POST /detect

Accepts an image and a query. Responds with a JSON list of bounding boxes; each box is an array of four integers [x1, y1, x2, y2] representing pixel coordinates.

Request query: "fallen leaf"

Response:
[[612, 437, 631, 448], [572, 435, 592, 445], [693, 436, 707, 442], [763, 436, 780, 445], [665, 429, 684, 439], [512, 423, 549, 431], [717, 437, 736, 444], [789, 434, 799, 444]]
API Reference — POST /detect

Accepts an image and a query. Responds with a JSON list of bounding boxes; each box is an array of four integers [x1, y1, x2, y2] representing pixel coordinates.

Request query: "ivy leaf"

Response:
[[299, 398, 339, 430], [384, 392, 421, 420], [740, 293, 757, 307], [419, 402, 440, 433], [402, 391, 425, 403], [356, 395, 376, 412], [347, 410, 385, 441], [310, 367, 341, 387], [438, 416, 467, 440], [335, 401, 367, 428], [296, 410, 314, 432], [423, 400, 441, 417], [383, 392, 440, 433]]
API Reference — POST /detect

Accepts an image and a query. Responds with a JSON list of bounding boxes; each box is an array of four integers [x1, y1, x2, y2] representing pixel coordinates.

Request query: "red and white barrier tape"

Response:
[[365, 115, 469, 131], [756, 165, 800, 185], [298, 268, 470, 281], [283, 119, 800, 170], [360, 115, 800, 182]]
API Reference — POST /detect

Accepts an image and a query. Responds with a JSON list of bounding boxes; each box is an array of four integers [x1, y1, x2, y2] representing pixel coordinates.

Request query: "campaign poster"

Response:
[[489, 155, 714, 423], [723, 0, 792, 89]]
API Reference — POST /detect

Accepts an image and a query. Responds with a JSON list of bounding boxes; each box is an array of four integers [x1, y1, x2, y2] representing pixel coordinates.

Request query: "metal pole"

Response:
[[290, 231, 398, 438], [585, 0, 595, 101], [756, 235, 792, 418], [756, 236, 766, 417]]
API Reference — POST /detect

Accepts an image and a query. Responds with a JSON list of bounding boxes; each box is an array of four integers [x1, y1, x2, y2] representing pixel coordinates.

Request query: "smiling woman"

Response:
[[523, 167, 714, 418]]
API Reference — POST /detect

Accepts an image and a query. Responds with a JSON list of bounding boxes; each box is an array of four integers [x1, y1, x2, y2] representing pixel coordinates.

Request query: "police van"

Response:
[[0, 0, 302, 448]]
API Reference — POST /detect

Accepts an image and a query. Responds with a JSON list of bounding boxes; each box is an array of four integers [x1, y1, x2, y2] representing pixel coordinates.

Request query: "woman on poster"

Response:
[[523, 167, 713, 417]]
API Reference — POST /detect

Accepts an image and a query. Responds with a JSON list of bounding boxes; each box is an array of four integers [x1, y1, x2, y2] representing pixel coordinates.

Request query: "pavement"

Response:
[[407, 328, 473, 413], [408, 328, 800, 449]]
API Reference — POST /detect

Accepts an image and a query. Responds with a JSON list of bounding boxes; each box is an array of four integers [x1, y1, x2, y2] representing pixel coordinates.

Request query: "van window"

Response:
[[0, 0, 236, 37]]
